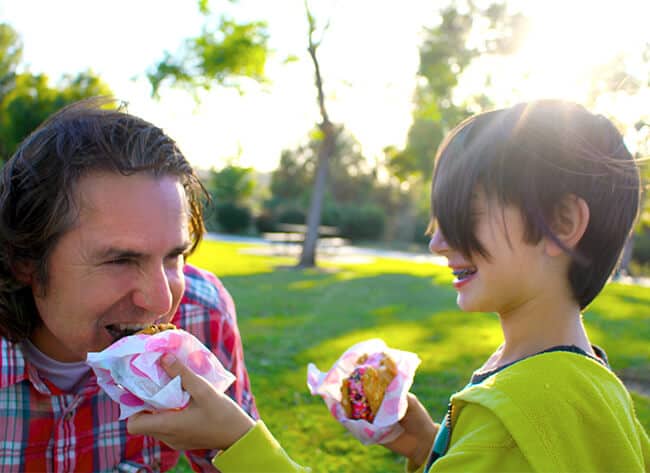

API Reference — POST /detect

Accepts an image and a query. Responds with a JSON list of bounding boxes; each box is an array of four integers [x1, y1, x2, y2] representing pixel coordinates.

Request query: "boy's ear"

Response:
[[545, 194, 590, 257]]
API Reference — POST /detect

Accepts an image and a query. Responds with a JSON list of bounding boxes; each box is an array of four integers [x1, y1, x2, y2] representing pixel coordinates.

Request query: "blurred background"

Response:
[[1, 0, 648, 270]]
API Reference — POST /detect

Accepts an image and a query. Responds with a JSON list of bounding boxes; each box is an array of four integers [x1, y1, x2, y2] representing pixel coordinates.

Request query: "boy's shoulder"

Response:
[[451, 350, 645, 472], [456, 350, 630, 412]]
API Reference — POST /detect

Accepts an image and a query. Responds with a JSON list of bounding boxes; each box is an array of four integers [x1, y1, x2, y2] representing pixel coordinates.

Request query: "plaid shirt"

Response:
[[0, 264, 258, 472]]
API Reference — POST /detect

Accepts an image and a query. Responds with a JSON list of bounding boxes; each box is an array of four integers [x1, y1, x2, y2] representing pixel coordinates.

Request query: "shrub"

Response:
[[338, 205, 386, 241], [216, 202, 251, 234], [632, 229, 650, 265], [277, 206, 306, 224], [255, 212, 277, 233]]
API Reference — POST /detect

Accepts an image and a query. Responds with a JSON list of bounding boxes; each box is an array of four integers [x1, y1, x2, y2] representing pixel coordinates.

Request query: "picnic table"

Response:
[[262, 223, 349, 255]]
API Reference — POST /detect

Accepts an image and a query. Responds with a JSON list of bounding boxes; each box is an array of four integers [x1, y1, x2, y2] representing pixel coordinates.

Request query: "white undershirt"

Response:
[[22, 340, 91, 392]]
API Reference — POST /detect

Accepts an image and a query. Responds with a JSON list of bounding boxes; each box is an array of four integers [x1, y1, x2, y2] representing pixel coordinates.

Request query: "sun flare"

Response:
[[509, 0, 649, 104]]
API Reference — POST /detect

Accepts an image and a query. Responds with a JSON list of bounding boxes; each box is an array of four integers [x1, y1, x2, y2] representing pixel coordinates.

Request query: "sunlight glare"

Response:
[[510, 0, 650, 103]]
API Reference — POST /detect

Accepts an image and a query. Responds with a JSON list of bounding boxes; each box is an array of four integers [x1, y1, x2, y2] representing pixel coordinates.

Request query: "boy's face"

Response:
[[429, 190, 550, 316], [28, 172, 191, 362]]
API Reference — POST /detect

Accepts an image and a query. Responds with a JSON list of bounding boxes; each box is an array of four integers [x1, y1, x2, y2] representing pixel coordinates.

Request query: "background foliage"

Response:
[[0, 24, 112, 162]]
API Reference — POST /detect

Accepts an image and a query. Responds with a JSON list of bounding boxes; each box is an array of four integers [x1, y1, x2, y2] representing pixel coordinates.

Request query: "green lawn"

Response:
[[173, 240, 650, 472]]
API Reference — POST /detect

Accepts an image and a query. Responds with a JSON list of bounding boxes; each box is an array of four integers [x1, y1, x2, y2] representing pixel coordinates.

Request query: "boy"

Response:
[[129, 100, 650, 472]]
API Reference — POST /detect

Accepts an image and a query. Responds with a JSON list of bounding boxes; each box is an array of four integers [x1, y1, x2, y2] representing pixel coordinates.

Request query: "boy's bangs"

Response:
[[431, 109, 518, 259], [432, 117, 487, 258]]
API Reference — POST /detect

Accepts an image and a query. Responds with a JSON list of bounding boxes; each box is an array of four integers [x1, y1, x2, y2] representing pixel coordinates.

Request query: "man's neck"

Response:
[[22, 339, 91, 393]]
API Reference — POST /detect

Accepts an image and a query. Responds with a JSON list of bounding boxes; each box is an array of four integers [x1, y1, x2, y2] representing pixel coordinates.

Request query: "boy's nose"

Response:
[[429, 227, 449, 255], [133, 264, 173, 316]]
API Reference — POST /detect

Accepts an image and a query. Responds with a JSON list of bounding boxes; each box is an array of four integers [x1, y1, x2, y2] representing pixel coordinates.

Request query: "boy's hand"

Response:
[[384, 393, 438, 469], [127, 353, 255, 451]]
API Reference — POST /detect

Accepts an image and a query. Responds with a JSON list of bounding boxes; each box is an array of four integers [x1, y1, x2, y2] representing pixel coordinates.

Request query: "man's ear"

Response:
[[12, 260, 35, 286], [545, 194, 590, 257]]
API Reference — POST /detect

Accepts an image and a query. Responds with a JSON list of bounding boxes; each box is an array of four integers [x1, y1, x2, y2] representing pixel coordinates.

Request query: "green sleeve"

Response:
[[636, 417, 650, 469], [429, 403, 530, 472], [213, 421, 310, 473]]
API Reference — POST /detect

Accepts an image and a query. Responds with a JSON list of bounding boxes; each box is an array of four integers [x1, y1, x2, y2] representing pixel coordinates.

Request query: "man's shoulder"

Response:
[[0, 338, 29, 389], [178, 263, 234, 318], [183, 264, 226, 301]]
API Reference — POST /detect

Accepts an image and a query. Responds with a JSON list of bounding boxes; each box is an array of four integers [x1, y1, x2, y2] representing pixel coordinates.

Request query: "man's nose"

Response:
[[429, 227, 449, 256], [133, 263, 173, 316]]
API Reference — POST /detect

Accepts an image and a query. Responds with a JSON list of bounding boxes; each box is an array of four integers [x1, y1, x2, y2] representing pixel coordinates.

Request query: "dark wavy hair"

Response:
[[0, 97, 208, 341], [429, 100, 641, 309]]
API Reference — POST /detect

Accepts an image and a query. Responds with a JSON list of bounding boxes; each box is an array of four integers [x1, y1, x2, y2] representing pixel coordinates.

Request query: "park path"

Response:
[[207, 233, 650, 397], [206, 233, 650, 287]]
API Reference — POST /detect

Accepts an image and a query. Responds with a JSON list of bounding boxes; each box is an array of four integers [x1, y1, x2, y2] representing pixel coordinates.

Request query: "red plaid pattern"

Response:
[[0, 264, 258, 472]]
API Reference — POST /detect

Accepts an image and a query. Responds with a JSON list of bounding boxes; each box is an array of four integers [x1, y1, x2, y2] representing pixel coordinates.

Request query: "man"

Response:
[[0, 98, 258, 471]]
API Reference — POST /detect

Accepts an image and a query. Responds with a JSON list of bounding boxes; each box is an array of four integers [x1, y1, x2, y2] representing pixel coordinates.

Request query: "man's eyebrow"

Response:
[[92, 241, 192, 260], [168, 241, 193, 256], [91, 247, 144, 261]]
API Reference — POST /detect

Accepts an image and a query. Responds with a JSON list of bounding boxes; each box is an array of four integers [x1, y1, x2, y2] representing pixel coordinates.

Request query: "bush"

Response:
[[215, 202, 251, 234], [254, 212, 277, 233], [338, 205, 386, 241], [320, 203, 341, 227], [277, 206, 306, 224], [632, 229, 650, 265]]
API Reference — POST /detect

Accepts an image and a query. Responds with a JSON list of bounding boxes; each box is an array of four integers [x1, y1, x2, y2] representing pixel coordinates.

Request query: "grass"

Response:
[[172, 240, 650, 472]]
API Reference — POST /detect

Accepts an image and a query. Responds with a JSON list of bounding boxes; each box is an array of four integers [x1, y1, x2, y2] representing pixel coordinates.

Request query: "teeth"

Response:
[[115, 324, 147, 331], [452, 268, 477, 279], [105, 323, 148, 341]]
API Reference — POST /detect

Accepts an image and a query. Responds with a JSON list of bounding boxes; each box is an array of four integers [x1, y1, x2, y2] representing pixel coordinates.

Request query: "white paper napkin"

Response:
[[87, 329, 235, 420]]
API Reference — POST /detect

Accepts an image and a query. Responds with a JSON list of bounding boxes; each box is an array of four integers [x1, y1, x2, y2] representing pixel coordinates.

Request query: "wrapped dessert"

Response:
[[307, 339, 420, 445], [340, 352, 398, 422], [86, 323, 235, 420]]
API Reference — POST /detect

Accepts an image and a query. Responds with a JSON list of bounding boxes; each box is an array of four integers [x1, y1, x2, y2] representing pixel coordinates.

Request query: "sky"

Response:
[[1, 0, 649, 172]]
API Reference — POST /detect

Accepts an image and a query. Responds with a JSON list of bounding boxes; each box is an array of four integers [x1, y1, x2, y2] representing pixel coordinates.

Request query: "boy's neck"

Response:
[[494, 291, 594, 368]]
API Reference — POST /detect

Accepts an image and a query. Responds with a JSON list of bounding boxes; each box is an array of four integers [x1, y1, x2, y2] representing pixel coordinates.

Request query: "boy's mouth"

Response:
[[452, 267, 477, 280]]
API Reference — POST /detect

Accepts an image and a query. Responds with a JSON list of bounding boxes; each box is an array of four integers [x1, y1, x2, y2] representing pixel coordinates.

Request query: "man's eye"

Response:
[[165, 253, 185, 265], [107, 258, 132, 265]]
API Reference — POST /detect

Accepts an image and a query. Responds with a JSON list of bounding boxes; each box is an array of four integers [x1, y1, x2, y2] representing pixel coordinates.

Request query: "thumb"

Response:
[[159, 353, 211, 399]]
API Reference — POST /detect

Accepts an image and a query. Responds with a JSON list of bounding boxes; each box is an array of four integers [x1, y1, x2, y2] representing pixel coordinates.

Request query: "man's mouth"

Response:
[[452, 267, 477, 280], [105, 323, 151, 341]]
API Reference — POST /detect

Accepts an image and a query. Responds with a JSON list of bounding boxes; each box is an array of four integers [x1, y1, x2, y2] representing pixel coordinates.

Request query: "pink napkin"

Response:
[[86, 329, 235, 420], [307, 338, 421, 445]]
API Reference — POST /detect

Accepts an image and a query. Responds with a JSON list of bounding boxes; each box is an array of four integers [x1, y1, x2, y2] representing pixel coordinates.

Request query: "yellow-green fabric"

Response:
[[214, 352, 649, 473], [426, 351, 650, 472], [213, 421, 310, 472]]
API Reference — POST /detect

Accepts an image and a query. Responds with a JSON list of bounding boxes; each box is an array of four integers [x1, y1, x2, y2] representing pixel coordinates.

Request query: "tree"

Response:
[[146, 5, 269, 97], [390, 2, 527, 182], [208, 164, 254, 205], [296, 1, 337, 268], [0, 24, 21, 100], [0, 23, 112, 162], [204, 164, 255, 233], [386, 3, 528, 243]]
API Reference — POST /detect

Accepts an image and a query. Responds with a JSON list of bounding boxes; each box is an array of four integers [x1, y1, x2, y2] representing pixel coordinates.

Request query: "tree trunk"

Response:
[[297, 2, 335, 268], [298, 123, 336, 267]]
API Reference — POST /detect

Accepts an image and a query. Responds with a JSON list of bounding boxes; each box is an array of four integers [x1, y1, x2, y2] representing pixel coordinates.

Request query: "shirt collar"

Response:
[[0, 337, 99, 396]]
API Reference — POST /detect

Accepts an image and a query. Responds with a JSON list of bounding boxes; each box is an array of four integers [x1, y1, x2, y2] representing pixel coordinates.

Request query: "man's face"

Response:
[[29, 172, 191, 362]]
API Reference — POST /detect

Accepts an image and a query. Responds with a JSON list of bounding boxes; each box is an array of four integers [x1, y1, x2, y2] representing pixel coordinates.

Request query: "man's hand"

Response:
[[127, 353, 255, 451], [384, 393, 438, 470]]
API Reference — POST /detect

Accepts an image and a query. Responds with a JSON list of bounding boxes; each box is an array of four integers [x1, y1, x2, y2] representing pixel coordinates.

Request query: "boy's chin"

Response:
[[456, 295, 485, 313]]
